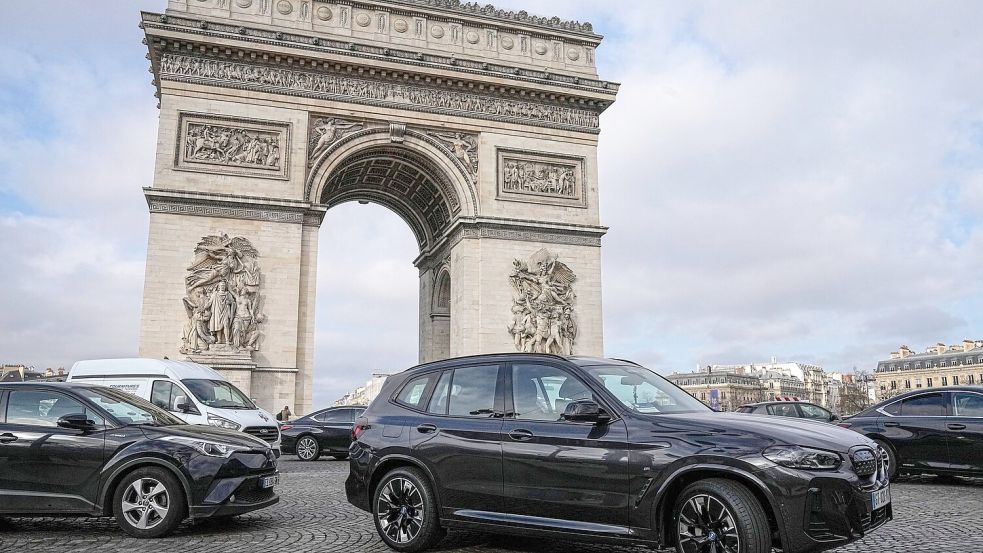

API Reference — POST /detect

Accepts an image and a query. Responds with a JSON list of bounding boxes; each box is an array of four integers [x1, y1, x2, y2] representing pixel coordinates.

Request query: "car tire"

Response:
[[673, 478, 771, 553], [296, 435, 321, 461], [874, 439, 898, 480], [113, 466, 186, 538], [373, 467, 445, 552]]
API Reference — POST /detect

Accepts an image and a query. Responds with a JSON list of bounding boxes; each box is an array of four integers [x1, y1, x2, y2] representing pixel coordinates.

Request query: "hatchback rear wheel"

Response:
[[673, 478, 770, 553], [373, 467, 444, 552]]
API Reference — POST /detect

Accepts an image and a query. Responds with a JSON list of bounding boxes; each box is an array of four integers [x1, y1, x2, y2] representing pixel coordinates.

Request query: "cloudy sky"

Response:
[[2, 1, 982, 408]]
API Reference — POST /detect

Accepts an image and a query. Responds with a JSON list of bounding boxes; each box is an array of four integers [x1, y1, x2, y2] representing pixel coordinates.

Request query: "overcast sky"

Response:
[[2, 1, 982, 408]]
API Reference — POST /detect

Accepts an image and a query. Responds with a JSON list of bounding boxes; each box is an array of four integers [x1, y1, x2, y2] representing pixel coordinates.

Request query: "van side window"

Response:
[[151, 380, 179, 411]]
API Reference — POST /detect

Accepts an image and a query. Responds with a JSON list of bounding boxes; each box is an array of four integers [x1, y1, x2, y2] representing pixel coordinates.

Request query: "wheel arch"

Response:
[[369, 454, 443, 511], [98, 457, 194, 517], [653, 464, 785, 551]]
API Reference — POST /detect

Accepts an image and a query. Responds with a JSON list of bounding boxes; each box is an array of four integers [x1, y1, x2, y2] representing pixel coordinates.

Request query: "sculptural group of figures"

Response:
[[180, 235, 266, 355], [503, 160, 576, 197], [508, 249, 578, 355], [185, 123, 281, 168]]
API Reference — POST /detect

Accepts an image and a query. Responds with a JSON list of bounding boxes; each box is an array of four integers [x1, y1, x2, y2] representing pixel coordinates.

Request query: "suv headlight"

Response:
[[207, 414, 241, 430], [160, 435, 248, 458], [763, 445, 842, 470]]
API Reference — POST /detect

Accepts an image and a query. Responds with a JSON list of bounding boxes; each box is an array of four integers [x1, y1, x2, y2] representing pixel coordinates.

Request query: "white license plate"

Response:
[[871, 485, 891, 510], [259, 474, 279, 489]]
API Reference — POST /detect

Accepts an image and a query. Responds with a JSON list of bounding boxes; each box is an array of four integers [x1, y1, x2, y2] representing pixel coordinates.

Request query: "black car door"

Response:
[[0, 388, 107, 513], [946, 391, 983, 473], [501, 362, 630, 531], [880, 392, 948, 471], [407, 364, 505, 519], [315, 408, 357, 454]]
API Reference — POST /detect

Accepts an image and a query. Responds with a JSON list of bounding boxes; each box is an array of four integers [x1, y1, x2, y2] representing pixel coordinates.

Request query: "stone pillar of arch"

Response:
[[136, 1, 617, 414]]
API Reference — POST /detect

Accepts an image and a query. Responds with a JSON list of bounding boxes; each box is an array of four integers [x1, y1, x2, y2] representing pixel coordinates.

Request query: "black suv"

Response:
[[346, 354, 892, 553], [0, 382, 279, 537]]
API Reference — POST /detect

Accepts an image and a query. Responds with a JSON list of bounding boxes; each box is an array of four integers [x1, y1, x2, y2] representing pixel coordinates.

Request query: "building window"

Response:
[[953, 376, 959, 385], [904, 363, 910, 369], [967, 357, 974, 364], [969, 375, 976, 385], [927, 377, 933, 387], [904, 379, 911, 389], [940, 362, 947, 367], [890, 381, 897, 389], [941, 376, 948, 386]]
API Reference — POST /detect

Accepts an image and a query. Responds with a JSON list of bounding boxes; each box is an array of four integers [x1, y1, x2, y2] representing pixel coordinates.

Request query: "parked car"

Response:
[[280, 405, 366, 461], [67, 358, 282, 456], [839, 386, 983, 479], [346, 354, 892, 553], [0, 382, 279, 537], [737, 399, 842, 423]]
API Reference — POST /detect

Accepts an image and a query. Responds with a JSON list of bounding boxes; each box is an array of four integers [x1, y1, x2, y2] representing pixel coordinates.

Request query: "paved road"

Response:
[[2, 458, 982, 552]]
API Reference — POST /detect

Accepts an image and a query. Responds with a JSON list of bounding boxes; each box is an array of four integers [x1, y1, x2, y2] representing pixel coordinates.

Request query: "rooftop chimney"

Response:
[[963, 339, 974, 352], [889, 351, 900, 360]]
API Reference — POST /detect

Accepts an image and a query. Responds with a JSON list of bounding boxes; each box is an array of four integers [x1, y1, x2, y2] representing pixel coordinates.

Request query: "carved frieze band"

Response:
[[175, 112, 291, 180], [148, 198, 306, 224], [418, 223, 603, 271], [159, 54, 600, 132], [497, 148, 586, 208]]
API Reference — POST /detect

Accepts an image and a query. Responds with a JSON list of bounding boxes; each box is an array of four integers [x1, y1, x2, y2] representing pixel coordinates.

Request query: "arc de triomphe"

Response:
[[137, 0, 617, 414]]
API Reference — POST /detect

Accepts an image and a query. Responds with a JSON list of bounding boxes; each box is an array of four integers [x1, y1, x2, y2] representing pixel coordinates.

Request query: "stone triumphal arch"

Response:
[[137, 0, 617, 413]]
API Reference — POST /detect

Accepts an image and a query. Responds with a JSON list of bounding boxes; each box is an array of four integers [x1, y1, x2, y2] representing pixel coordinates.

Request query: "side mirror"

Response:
[[57, 414, 97, 432], [562, 400, 610, 424], [173, 395, 195, 414]]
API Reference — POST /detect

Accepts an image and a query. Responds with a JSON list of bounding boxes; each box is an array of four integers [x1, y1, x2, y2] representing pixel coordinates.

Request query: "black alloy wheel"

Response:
[[674, 479, 770, 553], [373, 467, 444, 552], [296, 435, 321, 461]]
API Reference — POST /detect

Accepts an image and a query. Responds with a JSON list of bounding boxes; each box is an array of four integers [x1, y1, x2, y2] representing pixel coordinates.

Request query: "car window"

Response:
[[395, 373, 436, 410], [427, 371, 453, 415], [883, 401, 901, 416], [585, 363, 708, 414], [150, 380, 187, 412], [317, 410, 350, 423], [900, 393, 943, 416], [736, 406, 754, 413], [767, 403, 799, 417], [512, 364, 592, 422], [5, 390, 103, 428], [447, 366, 500, 418], [952, 392, 983, 417], [799, 404, 832, 421]]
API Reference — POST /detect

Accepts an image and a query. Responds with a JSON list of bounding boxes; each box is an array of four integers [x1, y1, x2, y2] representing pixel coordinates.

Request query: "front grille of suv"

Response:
[[851, 448, 878, 477], [243, 426, 280, 443]]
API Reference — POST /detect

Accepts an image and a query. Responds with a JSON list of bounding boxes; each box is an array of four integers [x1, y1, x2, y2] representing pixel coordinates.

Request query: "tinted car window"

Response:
[[512, 364, 591, 421], [317, 410, 350, 423], [736, 406, 754, 413], [952, 392, 983, 417], [883, 400, 901, 416], [900, 393, 943, 416], [396, 373, 436, 410], [150, 380, 183, 411], [447, 366, 499, 418], [767, 403, 799, 417], [5, 390, 101, 427], [427, 371, 453, 415], [799, 404, 832, 421]]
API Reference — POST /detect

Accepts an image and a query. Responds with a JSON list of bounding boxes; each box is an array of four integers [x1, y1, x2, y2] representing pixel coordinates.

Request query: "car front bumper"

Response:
[[187, 450, 280, 519]]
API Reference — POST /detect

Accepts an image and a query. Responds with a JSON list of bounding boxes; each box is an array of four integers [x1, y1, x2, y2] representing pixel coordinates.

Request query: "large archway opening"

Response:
[[309, 143, 463, 406]]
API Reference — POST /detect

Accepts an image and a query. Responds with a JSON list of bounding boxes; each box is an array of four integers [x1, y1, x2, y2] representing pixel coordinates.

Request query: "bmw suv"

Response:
[[346, 354, 892, 553]]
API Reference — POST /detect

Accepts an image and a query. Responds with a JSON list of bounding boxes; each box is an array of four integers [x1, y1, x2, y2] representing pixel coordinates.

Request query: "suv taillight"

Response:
[[280, 425, 292, 431], [352, 424, 367, 440]]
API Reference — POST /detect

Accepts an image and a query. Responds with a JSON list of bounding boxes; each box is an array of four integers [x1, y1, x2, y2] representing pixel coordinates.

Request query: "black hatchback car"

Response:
[[346, 354, 892, 553], [280, 405, 366, 461], [0, 382, 279, 537], [840, 386, 983, 479]]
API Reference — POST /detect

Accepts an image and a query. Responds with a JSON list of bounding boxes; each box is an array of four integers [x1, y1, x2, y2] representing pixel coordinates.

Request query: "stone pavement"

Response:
[[1, 459, 981, 552]]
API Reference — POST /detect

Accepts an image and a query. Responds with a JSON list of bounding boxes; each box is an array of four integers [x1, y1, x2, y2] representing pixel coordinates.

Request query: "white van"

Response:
[[67, 358, 281, 455]]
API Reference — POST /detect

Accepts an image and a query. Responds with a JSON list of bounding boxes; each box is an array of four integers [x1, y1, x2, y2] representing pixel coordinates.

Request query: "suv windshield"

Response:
[[79, 387, 184, 426], [183, 379, 256, 409], [584, 364, 710, 414]]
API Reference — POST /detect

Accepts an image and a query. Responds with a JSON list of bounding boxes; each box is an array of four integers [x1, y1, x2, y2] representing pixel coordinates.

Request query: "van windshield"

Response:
[[182, 379, 256, 410], [584, 364, 711, 415]]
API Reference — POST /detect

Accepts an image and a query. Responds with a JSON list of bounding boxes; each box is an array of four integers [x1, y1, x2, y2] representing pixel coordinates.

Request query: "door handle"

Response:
[[947, 423, 967, 431], [416, 424, 437, 434], [508, 429, 534, 442], [0, 433, 17, 443], [883, 422, 900, 428]]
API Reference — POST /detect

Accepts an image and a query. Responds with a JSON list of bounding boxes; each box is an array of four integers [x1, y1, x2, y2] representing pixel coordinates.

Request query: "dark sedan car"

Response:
[[737, 400, 842, 423], [280, 405, 366, 461], [839, 386, 983, 479], [347, 354, 891, 553], [0, 382, 279, 537]]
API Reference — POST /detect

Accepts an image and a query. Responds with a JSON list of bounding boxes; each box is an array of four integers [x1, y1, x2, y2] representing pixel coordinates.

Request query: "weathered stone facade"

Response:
[[137, 0, 616, 414]]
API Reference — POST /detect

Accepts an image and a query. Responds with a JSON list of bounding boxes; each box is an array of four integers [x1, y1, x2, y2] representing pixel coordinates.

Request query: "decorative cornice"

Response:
[[383, 0, 598, 36], [145, 188, 312, 224], [140, 13, 618, 95]]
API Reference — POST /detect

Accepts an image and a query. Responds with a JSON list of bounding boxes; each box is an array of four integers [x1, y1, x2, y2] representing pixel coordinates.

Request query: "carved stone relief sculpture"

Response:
[[180, 234, 266, 355], [308, 116, 366, 166], [176, 112, 290, 179], [508, 249, 578, 355], [497, 148, 586, 207], [428, 131, 478, 177]]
